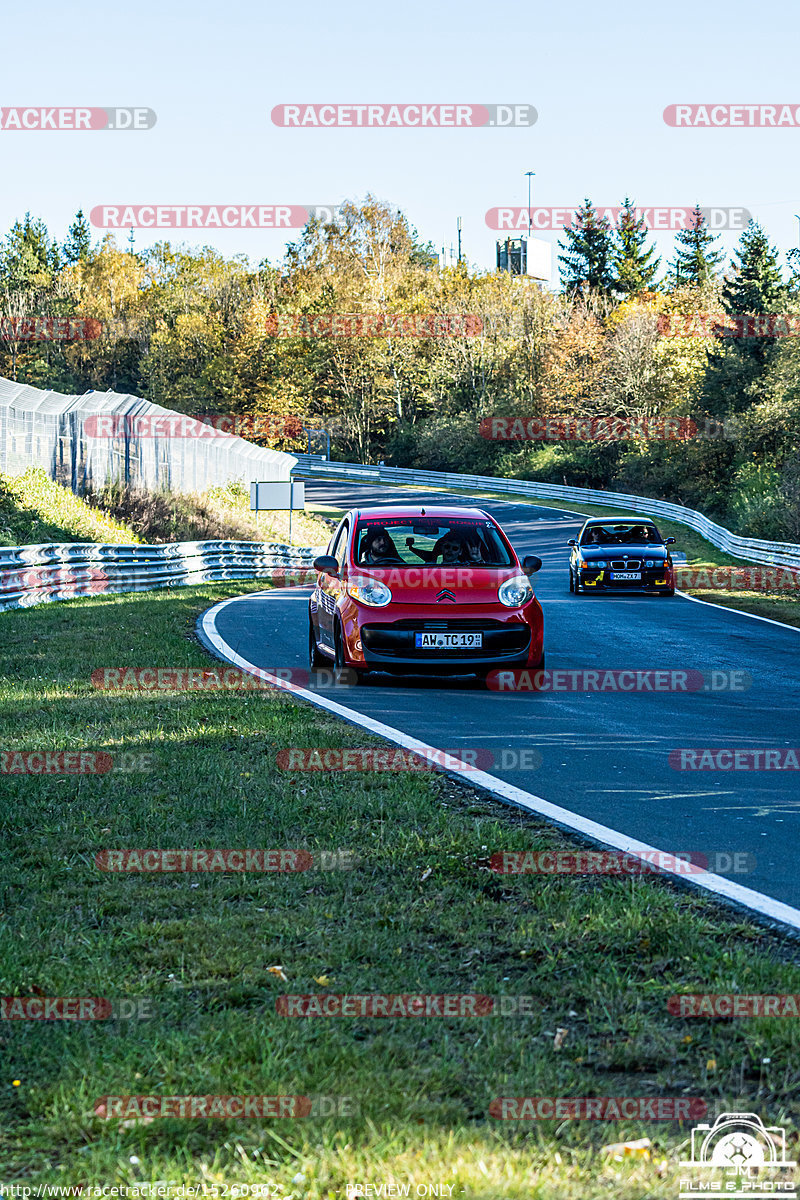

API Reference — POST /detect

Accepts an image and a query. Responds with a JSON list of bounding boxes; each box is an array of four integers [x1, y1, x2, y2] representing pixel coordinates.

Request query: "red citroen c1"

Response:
[[308, 505, 544, 682]]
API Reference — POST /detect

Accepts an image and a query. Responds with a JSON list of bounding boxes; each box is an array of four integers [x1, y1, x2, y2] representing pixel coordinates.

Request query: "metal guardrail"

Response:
[[291, 456, 800, 570], [0, 541, 325, 613]]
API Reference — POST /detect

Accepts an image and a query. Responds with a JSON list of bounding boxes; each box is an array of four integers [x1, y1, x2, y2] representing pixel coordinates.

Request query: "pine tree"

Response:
[[668, 206, 724, 287], [722, 220, 784, 316], [702, 222, 787, 415], [63, 210, 93, 265], [612, 198, 661, 296], [0, 213, 60, 290], [558, 200, 616, 298]]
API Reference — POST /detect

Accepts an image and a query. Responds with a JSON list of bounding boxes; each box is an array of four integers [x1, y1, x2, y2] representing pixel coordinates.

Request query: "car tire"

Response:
[[574, 571, 583, 595], [334, 621, 365, 685], [568, 569, 575, 593], [661, 588, 675, 597], [309, 618, 328, 668]]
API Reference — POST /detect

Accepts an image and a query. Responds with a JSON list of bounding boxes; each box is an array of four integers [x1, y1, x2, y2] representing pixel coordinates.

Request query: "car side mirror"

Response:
[[313, 555, 339, 576], [522, 555, 542, 574], [665, 537, 676, 545], [567, 539, 577, 547]]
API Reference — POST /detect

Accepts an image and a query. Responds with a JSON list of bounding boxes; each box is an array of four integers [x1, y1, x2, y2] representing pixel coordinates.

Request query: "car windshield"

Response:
[[581, 523, 663, 546], [355, 519, 513, 567]]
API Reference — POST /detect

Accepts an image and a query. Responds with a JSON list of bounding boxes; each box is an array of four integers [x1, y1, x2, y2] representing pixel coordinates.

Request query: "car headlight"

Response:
[[593, 560, 607, 569], [645, 560, 655, 568], [347, 577, 392, 607], [498, 575, 534, 608]]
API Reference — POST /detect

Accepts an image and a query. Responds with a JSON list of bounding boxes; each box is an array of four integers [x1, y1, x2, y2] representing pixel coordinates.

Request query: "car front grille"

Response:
[[361, 619, 530, 657], [609, 560, 642, 569]]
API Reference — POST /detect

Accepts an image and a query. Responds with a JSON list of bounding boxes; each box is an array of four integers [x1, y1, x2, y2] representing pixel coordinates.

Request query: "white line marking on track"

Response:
[[676, 590, 800, 632], [199, 592, 800, 934]]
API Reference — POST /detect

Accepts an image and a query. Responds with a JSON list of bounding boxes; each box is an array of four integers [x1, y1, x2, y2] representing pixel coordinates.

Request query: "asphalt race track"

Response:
[[200, 479, 800, 923]]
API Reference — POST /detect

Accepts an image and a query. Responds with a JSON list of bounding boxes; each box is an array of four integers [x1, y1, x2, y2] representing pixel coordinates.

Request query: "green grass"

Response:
[[0, 583, 799, 1197], [0, 468, 138, 546], [0, 469, 332, 551]]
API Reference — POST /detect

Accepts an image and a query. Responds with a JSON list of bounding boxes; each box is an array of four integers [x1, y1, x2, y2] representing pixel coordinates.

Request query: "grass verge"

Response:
[[0, 470, 332, 551], [0, 468, 137, 547], [0, 583, 798, 1197]]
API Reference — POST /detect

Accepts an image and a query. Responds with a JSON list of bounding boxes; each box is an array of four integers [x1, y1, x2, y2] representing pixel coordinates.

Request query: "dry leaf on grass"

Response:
[[601, 1138, 651, 1160]]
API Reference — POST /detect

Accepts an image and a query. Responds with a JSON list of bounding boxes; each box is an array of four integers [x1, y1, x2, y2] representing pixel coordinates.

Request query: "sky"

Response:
[[1, 0, 799, 284]]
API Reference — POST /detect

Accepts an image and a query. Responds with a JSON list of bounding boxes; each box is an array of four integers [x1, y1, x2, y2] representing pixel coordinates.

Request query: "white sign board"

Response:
[[249, 481, 305, 511], [525, 237, 551, 282]]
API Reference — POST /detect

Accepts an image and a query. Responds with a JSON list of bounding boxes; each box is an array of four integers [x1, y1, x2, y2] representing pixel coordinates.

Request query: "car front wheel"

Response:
[[309, 617, 328, 668], [334, 621, 365, 685]]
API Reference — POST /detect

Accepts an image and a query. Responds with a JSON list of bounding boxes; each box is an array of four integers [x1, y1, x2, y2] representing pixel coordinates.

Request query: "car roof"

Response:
[[352, 505, 491, 521], [582, 515, 657, 525]]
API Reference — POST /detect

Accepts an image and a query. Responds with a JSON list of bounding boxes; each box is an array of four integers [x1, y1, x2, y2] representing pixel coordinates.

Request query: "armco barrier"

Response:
[[290, 456, 800, 571], [0, 541, 325, 613], [0, 377, 297, 493]]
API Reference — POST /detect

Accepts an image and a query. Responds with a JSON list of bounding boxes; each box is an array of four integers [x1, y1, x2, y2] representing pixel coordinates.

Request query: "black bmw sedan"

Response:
[[568, 517, 676, 596]]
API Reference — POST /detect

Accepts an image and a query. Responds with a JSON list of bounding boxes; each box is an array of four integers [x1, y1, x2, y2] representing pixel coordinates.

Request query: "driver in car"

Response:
[[360, 526, 402, 564]]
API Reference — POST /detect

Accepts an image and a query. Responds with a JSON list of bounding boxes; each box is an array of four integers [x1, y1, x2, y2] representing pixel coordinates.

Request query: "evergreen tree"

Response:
[[668, 206, 724, 287], [702, 222, 787, 415], [612, 198, 661, 296], [0, 213, 60, 290], [558, 200, 616, 298], [722, 220, 784, 316], [63, 210, 93, 265]]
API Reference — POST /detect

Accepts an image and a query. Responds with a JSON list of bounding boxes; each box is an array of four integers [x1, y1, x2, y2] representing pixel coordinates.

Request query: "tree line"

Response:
[[1, 196, 798, 540]]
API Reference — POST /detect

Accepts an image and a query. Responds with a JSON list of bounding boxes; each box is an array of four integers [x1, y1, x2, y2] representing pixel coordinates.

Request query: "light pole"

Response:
[[525, 171, 535, 240]]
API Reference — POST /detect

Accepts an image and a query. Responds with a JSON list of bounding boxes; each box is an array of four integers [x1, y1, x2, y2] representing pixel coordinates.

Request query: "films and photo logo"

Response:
[[679, 1112, 796, 1198]]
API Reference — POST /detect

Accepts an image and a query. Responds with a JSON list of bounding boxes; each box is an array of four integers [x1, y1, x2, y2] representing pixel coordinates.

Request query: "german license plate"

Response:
[[611, 571, 641, 581], [415, 632, 483, 649]]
